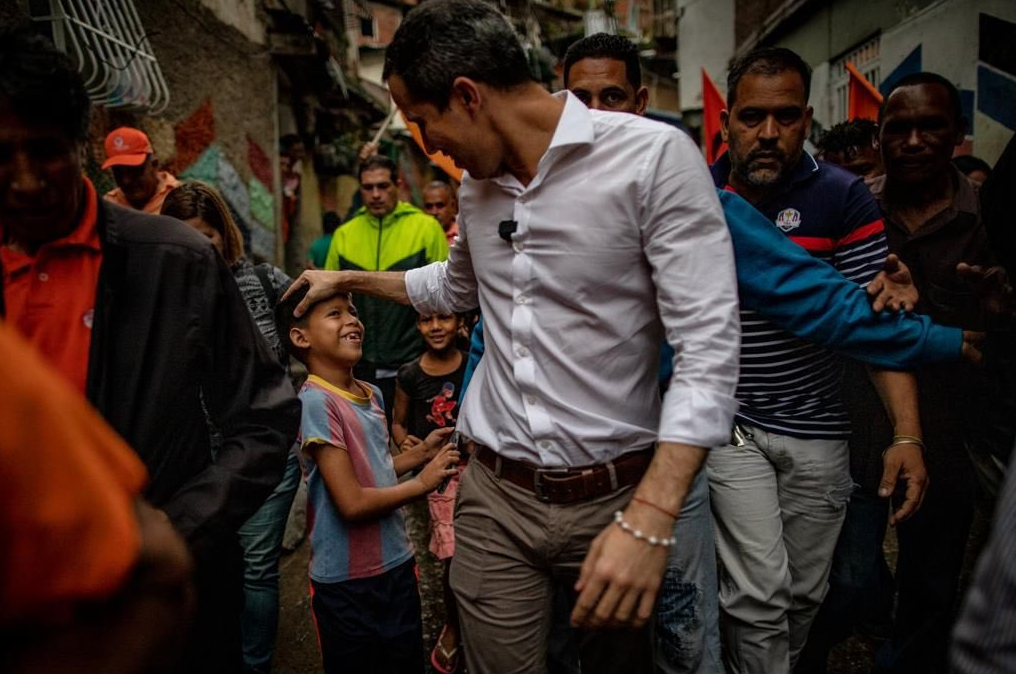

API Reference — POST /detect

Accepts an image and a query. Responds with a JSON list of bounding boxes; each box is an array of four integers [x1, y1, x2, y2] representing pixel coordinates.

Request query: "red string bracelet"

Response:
[[631, 496, 679, 520]]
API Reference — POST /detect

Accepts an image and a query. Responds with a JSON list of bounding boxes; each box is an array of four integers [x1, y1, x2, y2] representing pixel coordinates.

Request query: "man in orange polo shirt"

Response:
[[102, 126, 179, 214], [0, 28, 300, 674], [1, 319, 194, 673]]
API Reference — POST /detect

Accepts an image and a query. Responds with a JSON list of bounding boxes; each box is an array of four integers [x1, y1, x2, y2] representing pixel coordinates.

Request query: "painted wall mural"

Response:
[[171, 99, 277, 261]]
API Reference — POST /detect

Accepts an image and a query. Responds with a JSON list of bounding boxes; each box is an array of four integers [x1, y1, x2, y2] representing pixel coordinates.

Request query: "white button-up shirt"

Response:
[[405, 91, 740, 467]]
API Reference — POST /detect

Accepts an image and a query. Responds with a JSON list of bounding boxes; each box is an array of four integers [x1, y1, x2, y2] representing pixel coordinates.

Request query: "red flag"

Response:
[[846, 62, 884, 122], [399, 112, 463, 182], [702, 69, 728, 165]]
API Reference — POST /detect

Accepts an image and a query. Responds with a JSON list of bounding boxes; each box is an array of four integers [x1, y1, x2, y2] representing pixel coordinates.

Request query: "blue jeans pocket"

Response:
[[655, 571, 701, 666]]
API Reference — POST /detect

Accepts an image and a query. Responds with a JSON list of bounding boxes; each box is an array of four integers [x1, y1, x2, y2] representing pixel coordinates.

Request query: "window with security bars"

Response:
[[28, 0, 170, 113], [830, 35, 881, 125]]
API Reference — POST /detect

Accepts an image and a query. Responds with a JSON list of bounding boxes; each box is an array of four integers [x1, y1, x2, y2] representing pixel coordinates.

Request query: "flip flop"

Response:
[[430, 625, 460, 674]]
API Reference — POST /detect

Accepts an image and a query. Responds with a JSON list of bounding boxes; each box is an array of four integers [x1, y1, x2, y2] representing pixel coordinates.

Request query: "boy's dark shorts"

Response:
[[311, 558, 423, 674]]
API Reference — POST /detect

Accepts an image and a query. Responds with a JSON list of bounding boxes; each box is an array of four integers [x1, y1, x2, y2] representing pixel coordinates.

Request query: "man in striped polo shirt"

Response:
[[707, 47, 928, 673]]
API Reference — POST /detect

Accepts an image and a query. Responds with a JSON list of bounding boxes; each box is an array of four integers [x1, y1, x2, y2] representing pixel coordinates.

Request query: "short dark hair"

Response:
[[820, 119, 878, 156], [0, 27, 91, 142], [358, 154, 398, 183], [274, 285, 353, 364], [879, 72, 966, 132], [727, 47, 812, 108], [953, 154, 991, 177], [383, 0, 532, 110], [280, 133, 302, 151], [322, 211, 342, 235], [562, 33, 642, 90]]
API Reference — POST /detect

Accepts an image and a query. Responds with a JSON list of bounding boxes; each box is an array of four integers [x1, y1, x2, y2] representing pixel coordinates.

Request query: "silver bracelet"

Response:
[[613, 510, 676, 547]]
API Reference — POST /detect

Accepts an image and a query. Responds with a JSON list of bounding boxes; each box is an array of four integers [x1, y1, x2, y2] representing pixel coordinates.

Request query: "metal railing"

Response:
[[30, 0, 171, 113]]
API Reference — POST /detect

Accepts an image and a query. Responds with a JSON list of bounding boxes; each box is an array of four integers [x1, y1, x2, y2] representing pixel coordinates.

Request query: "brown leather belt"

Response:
[[474, 444, 653, 504]]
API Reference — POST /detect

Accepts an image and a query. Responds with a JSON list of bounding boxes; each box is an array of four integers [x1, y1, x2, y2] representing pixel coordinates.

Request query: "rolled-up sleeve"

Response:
[[405, 207, 479, 315], [641, 130, 741, 448]]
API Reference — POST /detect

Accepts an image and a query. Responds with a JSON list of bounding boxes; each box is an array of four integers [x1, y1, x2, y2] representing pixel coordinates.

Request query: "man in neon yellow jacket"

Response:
[[325, 154, 449, 421]]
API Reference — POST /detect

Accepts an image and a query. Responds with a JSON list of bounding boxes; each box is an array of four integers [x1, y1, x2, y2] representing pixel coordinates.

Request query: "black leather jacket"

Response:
[[2, 200, 301, 553]]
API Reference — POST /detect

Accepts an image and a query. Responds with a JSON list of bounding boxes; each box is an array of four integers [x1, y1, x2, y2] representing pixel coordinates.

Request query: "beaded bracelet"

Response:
[[613, 511, 676, 547]]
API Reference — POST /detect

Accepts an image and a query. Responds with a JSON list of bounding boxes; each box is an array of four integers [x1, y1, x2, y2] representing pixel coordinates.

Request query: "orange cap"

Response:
[[102, 127, 154, 169]]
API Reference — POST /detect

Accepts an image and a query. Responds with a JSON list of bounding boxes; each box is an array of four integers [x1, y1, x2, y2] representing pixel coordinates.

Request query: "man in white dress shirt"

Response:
[[285, 1, 740, 671]]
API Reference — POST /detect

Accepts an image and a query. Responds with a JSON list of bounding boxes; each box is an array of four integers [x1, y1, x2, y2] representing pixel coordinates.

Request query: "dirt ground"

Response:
[[273, 496, 991, 674]]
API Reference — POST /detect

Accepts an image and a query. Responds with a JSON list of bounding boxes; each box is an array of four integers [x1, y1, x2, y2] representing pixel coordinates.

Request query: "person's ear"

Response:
[[720, 109, 731, 143], [635, 87, 649, 115], [290, 326, 311, 350], [451, 77, 482, 114]]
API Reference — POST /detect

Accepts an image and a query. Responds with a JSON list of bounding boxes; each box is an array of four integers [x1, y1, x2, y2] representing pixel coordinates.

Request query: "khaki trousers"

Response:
[[450, 458, 654, 674]]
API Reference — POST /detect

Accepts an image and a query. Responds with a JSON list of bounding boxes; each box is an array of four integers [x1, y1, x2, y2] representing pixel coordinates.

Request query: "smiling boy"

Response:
[[275, 286, 460, 674]]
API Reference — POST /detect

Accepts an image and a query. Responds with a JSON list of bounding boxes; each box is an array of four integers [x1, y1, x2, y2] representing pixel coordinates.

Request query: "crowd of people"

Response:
[[2, 2, 1015, 674]]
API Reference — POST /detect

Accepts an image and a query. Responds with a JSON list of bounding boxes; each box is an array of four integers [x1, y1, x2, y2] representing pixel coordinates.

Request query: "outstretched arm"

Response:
[[719, 190, 962, 369]]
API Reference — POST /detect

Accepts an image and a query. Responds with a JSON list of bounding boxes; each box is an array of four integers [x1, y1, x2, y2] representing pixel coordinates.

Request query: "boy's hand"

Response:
[[416, 444, 461, 492], [422, 427, 455, 459], [398, 435, 423, 453]]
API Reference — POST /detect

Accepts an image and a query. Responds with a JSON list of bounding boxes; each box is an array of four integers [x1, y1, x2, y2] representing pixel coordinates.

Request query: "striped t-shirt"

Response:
[[297, 375, 413, 583], [712, 153, 888, 438]]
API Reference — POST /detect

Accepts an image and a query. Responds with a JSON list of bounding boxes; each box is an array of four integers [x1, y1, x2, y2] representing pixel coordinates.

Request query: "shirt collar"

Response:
[[711, 150, 819, 189], [490, 91, 594, 192], [873, 166, 980, 234], [1, 176, 101, 275]]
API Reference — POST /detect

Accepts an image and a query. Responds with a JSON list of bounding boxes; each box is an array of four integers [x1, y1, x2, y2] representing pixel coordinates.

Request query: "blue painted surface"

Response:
[[977, 65, 1016, 130], [880, 46, 922, 96], [961, 89, 975, 136]]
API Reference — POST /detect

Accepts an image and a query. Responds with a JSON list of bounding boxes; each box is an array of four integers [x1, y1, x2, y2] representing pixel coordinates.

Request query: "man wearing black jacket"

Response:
[[0, 29, 300, 673]]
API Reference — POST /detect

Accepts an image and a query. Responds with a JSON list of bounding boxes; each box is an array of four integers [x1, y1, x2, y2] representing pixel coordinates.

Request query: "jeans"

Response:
[[707, 425, 852, 673], [654, 469, 722, 674], [238, 449, 302, 674]]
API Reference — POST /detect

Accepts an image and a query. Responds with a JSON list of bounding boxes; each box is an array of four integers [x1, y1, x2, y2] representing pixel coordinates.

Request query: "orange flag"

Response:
[[846, 62, 884, 122], [702, 69, 728, 165], [399, 112, 463, 182]]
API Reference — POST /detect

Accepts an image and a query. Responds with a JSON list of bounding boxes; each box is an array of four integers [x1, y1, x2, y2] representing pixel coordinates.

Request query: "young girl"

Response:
[[392, 313, 468, 674]]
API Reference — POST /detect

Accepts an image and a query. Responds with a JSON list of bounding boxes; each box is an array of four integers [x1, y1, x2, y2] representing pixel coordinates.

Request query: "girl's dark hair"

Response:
[[161, 182, 246, 266]]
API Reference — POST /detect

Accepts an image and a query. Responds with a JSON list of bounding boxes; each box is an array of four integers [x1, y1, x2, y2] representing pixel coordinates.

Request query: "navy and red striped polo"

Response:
[[712, 152, 888, 439]]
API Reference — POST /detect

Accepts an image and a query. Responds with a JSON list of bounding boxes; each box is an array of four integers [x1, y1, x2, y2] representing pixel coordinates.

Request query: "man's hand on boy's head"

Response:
[[284, 270, 349, 318], [416, 444, 461, 492]]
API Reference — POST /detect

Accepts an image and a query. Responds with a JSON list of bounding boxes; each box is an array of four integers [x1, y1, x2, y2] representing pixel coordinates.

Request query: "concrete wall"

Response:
[[198, 0, 266, 45], [760, 0, 1016, 164], [677, 0, 735, 111], [880, 0, 1016, 164]]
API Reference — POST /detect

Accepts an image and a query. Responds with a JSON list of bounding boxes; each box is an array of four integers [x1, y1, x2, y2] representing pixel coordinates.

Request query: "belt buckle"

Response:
[[533, 467, 571, 502]]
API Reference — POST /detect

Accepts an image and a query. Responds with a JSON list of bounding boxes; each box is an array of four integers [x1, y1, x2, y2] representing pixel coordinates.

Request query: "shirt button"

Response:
[[539, 441, 550, 450], [526, 395, 537, 405], [516, 295, 527, 305], [517, 346, 529, 357], [514, 242, 525, 253], [38, 272, 49, 282]]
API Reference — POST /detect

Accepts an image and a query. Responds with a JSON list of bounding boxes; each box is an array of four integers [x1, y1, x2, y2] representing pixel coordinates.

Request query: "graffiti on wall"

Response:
[[171, 99, 277, 260]]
